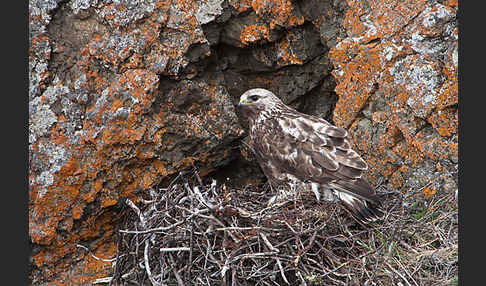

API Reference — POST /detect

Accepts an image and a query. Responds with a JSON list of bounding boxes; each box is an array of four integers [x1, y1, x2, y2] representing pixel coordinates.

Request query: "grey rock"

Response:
[[97, 0, 158, 28], [196, 0, 225, 25]]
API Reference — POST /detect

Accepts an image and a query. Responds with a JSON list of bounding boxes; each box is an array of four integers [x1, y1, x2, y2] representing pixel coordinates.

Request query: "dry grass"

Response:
[[97, 169, 458, 286]]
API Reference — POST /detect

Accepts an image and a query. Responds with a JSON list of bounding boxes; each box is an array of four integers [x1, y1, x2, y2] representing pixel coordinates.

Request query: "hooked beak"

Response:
[[237, 96, 247, 107], [238, 94, 251, 107]]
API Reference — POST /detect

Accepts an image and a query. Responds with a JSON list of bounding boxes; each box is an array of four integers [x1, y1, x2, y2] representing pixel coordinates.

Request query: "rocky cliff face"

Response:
[[330, 0, 458, 198], [29, 0, 457, 284]]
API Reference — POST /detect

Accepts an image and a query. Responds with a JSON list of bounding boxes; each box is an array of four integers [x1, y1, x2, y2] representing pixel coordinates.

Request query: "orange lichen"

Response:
[[30, 33, 51, 58], [446, 0, 458, 7], [72, 204, 85, 220], [330, 42, 382, 127], [389, 170, 404, 189], [423, 185, 438, 197], [436, 60, 458, 109], [83, 179, 103, 203], [229, 0, 252, 13], [371, 111, 387, 124], [240, 24, 270, 45], [288, 15, 305, 27], [344, 0, 428, 42], [31, 214, 119, 284], [140, 171, 156, 189], [153, 160, 169, 176], [100, 193, 119, 208], [252, 0, 304, 29], [427, 108, 457, 138], [276, 33, 304, 65]]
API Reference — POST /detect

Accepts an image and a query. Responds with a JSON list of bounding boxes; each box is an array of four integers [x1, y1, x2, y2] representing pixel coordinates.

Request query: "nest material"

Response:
[[100, 170, 457, 286]]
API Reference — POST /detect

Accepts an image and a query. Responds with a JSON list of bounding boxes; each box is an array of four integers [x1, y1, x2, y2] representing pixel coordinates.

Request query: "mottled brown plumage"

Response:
[[237, 88, 383, 223]]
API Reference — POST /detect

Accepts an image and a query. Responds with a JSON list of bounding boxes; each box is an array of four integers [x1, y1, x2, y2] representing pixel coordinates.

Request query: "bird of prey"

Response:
[[237, 88, 383, 223]]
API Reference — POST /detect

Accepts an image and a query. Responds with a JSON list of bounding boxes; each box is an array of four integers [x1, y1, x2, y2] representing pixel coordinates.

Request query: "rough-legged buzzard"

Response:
[[237, 88, 383, 223]]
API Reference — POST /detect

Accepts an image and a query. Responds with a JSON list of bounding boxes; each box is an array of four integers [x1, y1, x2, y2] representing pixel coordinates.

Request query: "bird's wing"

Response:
[[253, 111, 380, 205]]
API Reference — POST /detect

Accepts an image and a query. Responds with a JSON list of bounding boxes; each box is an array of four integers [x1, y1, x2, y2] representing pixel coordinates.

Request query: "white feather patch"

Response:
[[336, 191, 357, 206], [279, 119, 304, 141]]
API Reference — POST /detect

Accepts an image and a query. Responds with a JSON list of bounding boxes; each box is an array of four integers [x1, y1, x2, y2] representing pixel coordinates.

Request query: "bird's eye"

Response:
[[249, 95, 259, 101]]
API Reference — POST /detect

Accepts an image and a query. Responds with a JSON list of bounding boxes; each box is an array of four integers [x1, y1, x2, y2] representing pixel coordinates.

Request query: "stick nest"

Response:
[[102, 169, 457, 286]]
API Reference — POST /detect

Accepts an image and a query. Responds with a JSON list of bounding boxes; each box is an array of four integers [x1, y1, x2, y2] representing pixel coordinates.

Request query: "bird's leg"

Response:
[[268, 181, 275, 193], [290, 182, 297, 208], [266, 181, 279, 206], [311, 182, 321, 201]]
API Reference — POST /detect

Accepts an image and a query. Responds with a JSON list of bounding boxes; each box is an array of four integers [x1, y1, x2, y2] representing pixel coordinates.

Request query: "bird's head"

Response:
[[237, 88, 283, 117]]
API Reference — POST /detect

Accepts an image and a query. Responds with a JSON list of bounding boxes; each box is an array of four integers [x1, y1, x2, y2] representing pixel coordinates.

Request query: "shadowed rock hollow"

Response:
[[29, 0, 457, 284]]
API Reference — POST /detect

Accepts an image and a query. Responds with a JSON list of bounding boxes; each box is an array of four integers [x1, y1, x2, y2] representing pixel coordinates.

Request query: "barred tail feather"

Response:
[[335, 191, 383, 223]]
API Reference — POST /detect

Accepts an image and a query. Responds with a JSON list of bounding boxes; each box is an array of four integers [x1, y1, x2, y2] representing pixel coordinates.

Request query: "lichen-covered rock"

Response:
[[221, 12, 282, 47], [329, 0, 458, 195], [251, 24, 323, 69], [29, 0, 59, 101]]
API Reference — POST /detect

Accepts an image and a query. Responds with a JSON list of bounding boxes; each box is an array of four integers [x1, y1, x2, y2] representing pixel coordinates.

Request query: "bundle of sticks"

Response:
[[104, 169, 400, 286]]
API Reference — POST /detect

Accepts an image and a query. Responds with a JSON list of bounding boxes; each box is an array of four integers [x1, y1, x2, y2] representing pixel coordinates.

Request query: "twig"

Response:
[[184, 182, 216, 210], [175, 206, 224, 227], [92, 277, 113, 284], [159, 247, 191, 252], [276, 258, 289, 285], [76, 244, 117, 263], [119, 219, 187, 234], [144, 239, 158, 285], [119, 207, 209, 234], [323, 261, 349, 278], [232, 267, 237, 286], [125, 199, 147, 227], [385, 261, 412, 286], [215, 226, 283, 232], [394, 257, 419, 286], [169, 253, 185, 286], [187, 188, 195, 284], [193, 167, 206, 192], [259, 233, 289, 285], [221, 252, 278, 278], [109, 223, 122, 286], [296, 271, 308, 286], [230, 252, 279, 263], [259, 233, 279, 253], [294, 231, 317, 266]]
